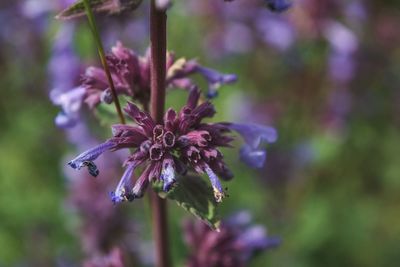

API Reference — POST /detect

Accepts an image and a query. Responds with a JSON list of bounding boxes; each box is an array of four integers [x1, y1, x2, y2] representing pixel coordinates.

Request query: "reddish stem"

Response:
[[149, 1, 171, 267]]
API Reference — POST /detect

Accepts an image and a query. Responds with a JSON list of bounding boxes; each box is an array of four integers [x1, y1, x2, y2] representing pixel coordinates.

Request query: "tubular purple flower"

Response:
[[204, 165, 225, 203], [225, 123, 277, 168], [239, 224, 280, 248], [195, 66, 238, 98], [110, 163, 137, 203], [51, 86, 85, 128], [227, 123, 277, 148], [130, 164, 152, 198], [239, 145, 267, 169], [68, 140, 116, 177], [48, 22, 83, 128]]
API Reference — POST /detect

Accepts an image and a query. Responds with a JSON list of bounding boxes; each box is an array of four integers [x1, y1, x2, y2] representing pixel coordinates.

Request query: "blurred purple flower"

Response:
[[184, 211, 280, 267], [224, 123, 277, 168], [185, 0, 294, 57], [82, 247, 126, 267], [256, 13, 295, 51], [195, 66, 237, 98], [264, 0, 292, 13], [324, 21, 358, 84], [48, 23, 85, 128]]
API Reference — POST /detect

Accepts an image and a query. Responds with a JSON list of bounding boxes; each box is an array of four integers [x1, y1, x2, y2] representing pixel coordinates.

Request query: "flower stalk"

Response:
[[82, 0, 126, 124], [149, 1, 171, 267]]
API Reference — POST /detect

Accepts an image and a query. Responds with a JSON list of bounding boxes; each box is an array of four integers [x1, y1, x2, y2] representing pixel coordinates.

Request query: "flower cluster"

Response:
[[54, 41, 237, 128], [68, 87, 277, 203], [183, 211, 281, 267]]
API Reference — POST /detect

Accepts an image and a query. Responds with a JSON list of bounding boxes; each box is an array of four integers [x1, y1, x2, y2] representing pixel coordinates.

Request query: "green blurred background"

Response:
[[1, 0, 400, 266]]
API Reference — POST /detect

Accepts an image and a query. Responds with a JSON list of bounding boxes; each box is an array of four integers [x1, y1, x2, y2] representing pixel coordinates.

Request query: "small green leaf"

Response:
[[153, 175, 221, 231], [56, 0, 143, 20]]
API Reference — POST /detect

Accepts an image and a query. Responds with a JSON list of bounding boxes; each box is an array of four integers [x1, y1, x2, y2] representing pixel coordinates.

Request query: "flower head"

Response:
[[69, 87, 235, 203], [81, 42, 237, 108], [183, 211, 281, 267], [68, 87, 277, 202]]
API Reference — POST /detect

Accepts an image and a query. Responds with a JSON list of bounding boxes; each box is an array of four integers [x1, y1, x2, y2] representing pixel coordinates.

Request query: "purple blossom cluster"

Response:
[[184, 211, 280, 267], [52, 41, 237, 128], [68, 87, 277, 203]]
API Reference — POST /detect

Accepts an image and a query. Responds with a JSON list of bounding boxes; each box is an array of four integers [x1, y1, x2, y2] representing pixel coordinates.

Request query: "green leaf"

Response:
[[94, 103, 120, 127], [94, 97, 130, 127], [56, 0, 143, 20], [153, 175, 221, 231]]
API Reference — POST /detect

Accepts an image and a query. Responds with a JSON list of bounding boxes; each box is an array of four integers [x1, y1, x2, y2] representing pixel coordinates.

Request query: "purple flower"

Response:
[[48, 23, 84, 128], [68, 141, 117, 177], [51, 86, 86, 128], [81, 42, 237, 108], [183, 211, 280, 267], [224, 123, 277, 168], [239, 145, 267, 169], [195, 66, 238, 98], [265, 0, 292, 13], [69, 87, 235, 203], [83, 247, 126, 267]]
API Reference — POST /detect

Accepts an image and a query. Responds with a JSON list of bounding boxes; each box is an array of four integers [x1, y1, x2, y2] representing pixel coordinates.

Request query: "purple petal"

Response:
[[238, 225, 281, 259], [186, 86, 201, 109], [110, 163, 136, 203], [239, 145, 267, 169], [226, 211, 252, 227], [161, 158, 176, 192], [131, 165, 152, 198], [68, 140, 115, 177], [51, 86, 85, 128], [265, 0, 292, 13], [228, 123, 277, 149], [55, 111, 79, 128], [195, 66, 237, 99], [204, 165, 225, 203]]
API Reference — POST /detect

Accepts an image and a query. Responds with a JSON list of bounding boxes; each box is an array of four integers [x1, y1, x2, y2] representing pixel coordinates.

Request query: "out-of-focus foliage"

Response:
[[1, 0, 400, 266]]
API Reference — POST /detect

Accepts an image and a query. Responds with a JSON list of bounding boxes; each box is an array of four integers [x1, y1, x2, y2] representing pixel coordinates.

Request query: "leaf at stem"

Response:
[[56, 0, 143, 20], [153, 175, 221, 231]]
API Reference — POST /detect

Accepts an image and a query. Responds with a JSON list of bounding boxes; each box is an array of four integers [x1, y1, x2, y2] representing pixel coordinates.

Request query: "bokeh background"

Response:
[[1, 0, 400, 266]]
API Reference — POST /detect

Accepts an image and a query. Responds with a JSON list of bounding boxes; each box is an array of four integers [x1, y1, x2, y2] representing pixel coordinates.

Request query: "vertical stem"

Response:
[[149, 1, 171, 267], [83, 0, 126, 124]]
